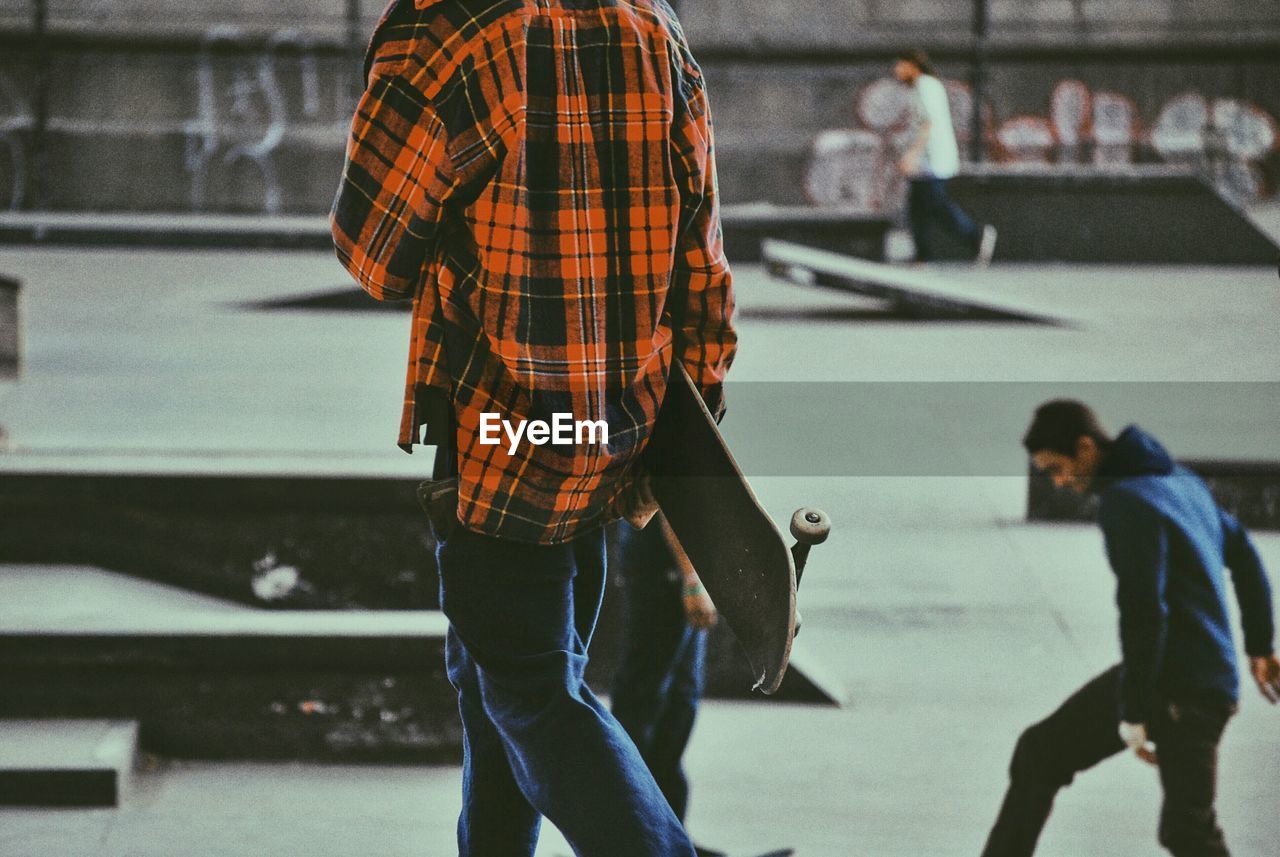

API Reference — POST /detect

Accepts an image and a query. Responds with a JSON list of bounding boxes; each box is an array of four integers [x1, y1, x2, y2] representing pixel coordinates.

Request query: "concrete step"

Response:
[[0, 719, 138, 807], [0, 575, 459, 763], [0, 561, 841, 765], [0, 458, 844, 704]]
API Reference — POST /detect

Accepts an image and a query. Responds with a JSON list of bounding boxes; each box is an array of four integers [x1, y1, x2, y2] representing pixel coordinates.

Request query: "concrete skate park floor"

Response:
[[0, 248, 1278, 856]]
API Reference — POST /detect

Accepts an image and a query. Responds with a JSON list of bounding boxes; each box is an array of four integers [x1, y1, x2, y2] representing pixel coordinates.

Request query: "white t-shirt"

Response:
[[911, 75, 961, 179]]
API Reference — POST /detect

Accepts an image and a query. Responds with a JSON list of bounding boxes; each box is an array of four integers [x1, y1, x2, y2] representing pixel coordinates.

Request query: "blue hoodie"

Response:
[[1096, 426, 1275, 723]]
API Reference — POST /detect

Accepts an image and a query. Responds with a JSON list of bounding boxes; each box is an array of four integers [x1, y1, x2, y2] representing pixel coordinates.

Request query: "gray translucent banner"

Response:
[[702, 382, 1280, 477]]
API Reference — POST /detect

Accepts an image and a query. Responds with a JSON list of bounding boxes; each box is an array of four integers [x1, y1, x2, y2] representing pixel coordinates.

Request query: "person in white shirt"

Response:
[[893, 50, 997, 265]]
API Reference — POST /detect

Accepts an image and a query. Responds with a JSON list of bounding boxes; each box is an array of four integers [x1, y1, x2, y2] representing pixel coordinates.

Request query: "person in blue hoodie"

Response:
[[981, 400, 1280, 857]]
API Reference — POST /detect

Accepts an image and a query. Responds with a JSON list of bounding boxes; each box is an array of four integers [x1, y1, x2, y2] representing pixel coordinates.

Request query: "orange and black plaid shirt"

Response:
[[331, 0, 736, 544]]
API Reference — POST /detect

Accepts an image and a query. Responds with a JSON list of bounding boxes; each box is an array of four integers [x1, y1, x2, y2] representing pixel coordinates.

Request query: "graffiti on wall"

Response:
[[806, 77, 1279, 211], [5, 47, 1277, 217], [0, 26, 352, 215], [184, 25, 347, 214], [1148, 92, 1277, 206]]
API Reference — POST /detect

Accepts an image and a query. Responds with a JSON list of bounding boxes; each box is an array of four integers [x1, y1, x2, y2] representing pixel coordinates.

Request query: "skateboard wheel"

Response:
[[790, 507, 831, 544]]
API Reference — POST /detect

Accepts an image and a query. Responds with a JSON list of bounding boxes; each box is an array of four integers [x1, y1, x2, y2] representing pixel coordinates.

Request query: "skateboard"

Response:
[[643, 363, 830, 694]]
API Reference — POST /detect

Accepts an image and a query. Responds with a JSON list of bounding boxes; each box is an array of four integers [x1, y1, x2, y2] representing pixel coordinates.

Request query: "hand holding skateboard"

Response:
[[645, 364, 833, 693], [683, 584, 719, 630]]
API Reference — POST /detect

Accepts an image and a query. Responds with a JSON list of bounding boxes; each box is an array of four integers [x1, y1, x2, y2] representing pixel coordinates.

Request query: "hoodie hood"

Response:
[[1097, 425, 1175, 481]]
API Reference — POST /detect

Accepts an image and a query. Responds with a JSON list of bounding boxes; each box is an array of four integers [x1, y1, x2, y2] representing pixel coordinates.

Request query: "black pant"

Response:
[[981, 665, 1236, 857], [907, 177, 981, 262], [609, 521, 706, 822]]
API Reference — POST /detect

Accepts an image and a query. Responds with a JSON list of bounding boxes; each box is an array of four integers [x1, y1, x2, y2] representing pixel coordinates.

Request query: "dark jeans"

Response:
[[981, 665, 1236, 857], [907, 177, 982, 262], [609, 521, 707, 822], [437, 525, 695, 857]]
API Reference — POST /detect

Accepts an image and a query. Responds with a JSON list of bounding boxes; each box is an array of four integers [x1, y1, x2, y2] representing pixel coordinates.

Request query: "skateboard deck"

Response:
[[644, 365, 821, 694]]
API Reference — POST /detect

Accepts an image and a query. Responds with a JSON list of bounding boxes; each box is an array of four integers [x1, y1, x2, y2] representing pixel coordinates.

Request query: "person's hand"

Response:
[[682, 581, 718, 630], [1119, 721, 1158, 766], [1251, 654, 1280, 704], [898, 152, 918, 176], [616, 473, 659, 530]]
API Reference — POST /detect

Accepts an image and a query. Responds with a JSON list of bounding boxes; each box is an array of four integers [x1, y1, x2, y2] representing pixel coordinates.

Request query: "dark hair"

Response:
[[1022, 400, 1112, 456], [895, 49, 936, 77]]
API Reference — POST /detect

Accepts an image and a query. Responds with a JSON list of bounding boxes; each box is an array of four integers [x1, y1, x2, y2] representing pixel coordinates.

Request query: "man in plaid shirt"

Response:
[[331, 0, 736, 851]]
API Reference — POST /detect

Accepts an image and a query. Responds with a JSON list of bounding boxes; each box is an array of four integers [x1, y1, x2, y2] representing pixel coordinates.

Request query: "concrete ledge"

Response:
[[945, 166, 1279, 265], [0, 720, 137, 808], [0, 611, 460, 763], [0, 571, 838, 765], [0, 207, 891, 262], [0, 212, 335, 251], [0, 275, 17, 380], [0, 469, 437, 610], [720, 204, 890, 262], [3, 609, 451, 638], [0, 463, 842, 715], [1027, 459, 1280, 530]]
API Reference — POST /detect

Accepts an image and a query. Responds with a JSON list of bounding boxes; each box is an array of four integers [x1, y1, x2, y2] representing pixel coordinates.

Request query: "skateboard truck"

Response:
[[789, 507, 830, 583], [788, 507, 830, 637]]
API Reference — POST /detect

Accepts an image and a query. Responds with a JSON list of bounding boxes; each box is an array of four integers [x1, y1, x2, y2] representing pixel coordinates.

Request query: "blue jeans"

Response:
[[437, 525, 695, 857], [610, 521, 707, 822], [907, 177, 982, 262]]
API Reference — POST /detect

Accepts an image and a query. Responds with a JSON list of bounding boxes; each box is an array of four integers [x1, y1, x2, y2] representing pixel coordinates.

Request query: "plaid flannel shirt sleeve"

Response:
[[330, 69, 458, 301], [670, 64, 737, 419]]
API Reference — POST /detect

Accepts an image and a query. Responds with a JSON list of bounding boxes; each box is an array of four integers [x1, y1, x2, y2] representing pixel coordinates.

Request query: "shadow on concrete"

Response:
[[739, 305, 1044, 324], [244, 287, 408, 313], [249, 289, 1055, 326]]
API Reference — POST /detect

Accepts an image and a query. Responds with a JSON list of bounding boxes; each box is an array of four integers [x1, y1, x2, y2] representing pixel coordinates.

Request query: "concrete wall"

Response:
[[0, 0, 1277, 212], [682, 0, 1279, 49], [706, 57, 1280, 207], [13, 0, 1273, 44]]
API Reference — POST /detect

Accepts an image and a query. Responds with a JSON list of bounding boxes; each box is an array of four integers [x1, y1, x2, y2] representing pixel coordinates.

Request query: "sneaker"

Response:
[[975, 224, 997, 267]]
